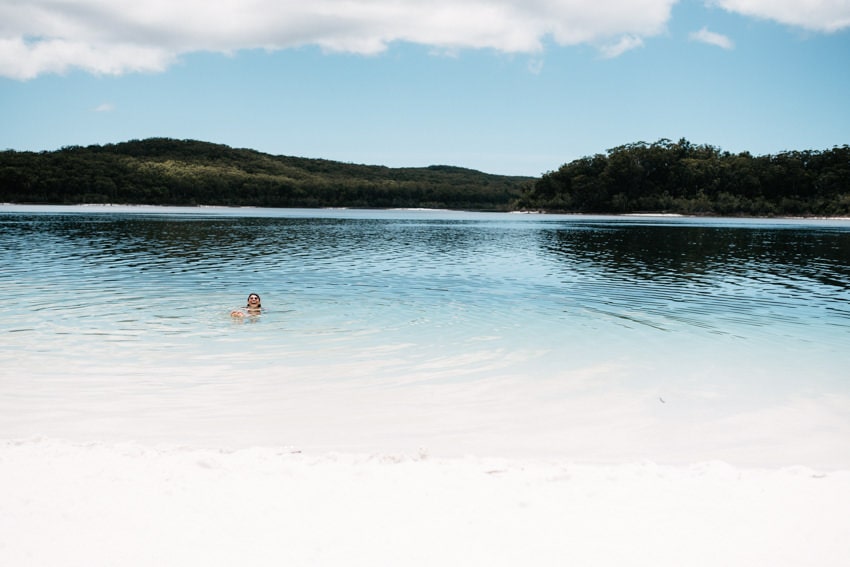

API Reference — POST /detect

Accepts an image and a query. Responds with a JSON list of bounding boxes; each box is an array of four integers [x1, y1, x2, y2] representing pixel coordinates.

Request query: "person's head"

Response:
[[247, 293, 261, 308]]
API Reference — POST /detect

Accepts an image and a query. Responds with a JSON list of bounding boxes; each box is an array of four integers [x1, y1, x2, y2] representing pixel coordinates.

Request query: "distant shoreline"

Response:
[[4, 202, 850, 222]]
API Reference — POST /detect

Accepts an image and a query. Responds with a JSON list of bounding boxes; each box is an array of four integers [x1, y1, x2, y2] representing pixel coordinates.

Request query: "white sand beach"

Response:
[[3, 359, 850, 566], [3, 351, 850, 567], [2, 437, 849, 567]]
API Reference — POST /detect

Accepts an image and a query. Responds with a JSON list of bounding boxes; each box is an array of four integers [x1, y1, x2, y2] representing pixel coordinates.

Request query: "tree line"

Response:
[[0, 138, 530, 211], [517, 138, 850, 216], [2, 137, 848, 215]]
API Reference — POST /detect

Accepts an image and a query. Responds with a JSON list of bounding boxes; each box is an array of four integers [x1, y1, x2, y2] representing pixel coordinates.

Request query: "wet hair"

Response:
[[247, 293, 262, 308]]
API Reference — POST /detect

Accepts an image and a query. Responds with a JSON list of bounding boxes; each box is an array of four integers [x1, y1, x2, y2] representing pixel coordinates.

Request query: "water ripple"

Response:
[[2, 210, 850, 374]]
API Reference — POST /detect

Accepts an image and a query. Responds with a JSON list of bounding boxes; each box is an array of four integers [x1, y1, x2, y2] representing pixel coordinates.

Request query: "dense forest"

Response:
[[0, 138, 529, 211], [2, 137, 849, 215], [517, 138, 850, 216]]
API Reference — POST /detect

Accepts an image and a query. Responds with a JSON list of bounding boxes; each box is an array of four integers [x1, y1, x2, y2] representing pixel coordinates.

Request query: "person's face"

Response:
[[248, 294, 261, 306]]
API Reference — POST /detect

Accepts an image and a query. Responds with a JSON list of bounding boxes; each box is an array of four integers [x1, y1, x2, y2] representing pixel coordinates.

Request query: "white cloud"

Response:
[[93, 102, 115, 112], [0, 0, 677, 79], [711, 0, 850, 33], [599, 35, 645, 58], [0, 36, 174, 80], [3, 0, 845, 80], [690, 27, 735, 49]]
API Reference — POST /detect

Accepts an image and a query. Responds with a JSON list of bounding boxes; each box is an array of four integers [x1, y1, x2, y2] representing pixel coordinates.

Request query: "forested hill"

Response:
[[0, 138, 531, 211], [517, 139, 850, 217], [3, 137, 849, 215]]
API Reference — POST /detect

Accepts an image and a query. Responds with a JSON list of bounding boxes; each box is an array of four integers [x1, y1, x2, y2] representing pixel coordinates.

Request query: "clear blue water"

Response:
[[2, 205, 849, 465]]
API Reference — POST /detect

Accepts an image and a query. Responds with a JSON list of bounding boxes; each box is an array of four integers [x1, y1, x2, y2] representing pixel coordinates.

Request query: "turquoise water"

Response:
[[2, 205, 849, 465]]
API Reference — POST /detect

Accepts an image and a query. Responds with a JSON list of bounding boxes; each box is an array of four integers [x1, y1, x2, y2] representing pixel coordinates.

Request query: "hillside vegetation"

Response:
[[2, 137, 848, 215], [518, 139, 850, 216], [0, 138, 530, 211]]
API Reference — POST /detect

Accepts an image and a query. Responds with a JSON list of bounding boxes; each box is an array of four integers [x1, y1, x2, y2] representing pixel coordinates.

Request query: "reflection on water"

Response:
[[1, 206, 849, 463], [540, 221, 850, 337], [3, 207, 849, 358]]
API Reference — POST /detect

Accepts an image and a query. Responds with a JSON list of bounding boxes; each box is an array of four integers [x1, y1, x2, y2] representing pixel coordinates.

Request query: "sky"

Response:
[[1, 0, 849, 177]]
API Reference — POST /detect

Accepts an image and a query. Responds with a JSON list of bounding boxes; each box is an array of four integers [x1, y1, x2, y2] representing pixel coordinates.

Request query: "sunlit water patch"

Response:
[[2, 206, 849, 466]]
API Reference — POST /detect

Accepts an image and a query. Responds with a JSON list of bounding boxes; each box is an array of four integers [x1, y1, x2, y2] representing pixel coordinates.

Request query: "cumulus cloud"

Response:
[[0, 37, 174, 79], [0, 0, 677, 79], [712, 0, 850, 33], [690, 27, 734, 49], [2, 0, 847, 80]]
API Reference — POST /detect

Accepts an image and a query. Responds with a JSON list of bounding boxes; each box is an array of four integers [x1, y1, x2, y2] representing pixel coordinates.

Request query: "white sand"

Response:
[[3, 358, 850, 566], [2, 438, 849, 567], [4, 354, 850, 566]]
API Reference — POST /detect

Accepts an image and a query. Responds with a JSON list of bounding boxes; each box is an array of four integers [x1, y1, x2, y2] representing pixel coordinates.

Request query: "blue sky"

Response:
[[1, 0, 848, 176]]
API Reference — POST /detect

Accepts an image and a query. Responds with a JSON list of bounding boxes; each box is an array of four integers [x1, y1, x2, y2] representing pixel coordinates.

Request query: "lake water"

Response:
[[2, 205, 849, 467]]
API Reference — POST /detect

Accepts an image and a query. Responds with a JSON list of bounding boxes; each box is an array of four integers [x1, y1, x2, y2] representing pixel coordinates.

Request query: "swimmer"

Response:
[[231, 293, 262, 318]]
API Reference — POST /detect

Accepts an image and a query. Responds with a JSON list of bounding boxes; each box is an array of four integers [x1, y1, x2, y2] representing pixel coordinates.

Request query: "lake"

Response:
[[2, 205, 849, 467]]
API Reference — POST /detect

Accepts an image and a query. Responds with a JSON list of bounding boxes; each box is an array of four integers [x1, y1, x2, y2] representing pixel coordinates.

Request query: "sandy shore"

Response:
[[2, 438, 848, 567]]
